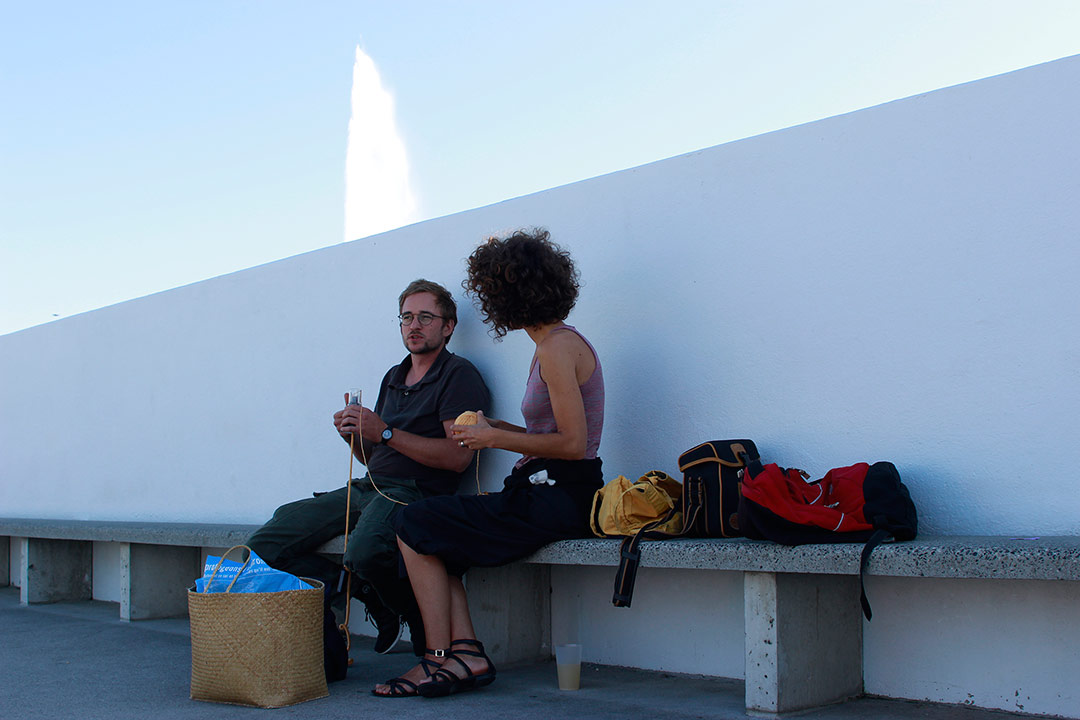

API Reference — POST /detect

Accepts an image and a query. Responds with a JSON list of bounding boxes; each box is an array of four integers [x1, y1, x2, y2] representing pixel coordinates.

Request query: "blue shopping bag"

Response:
[[195, 546, 314, 593]]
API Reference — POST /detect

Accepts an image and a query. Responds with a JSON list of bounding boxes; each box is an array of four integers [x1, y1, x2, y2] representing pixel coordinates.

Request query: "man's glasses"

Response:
[[398, 312, 445, 327]]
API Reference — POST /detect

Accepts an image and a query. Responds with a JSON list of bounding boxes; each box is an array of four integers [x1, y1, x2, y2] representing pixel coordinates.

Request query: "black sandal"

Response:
[[371, 650, 444, 698], [417, 639, 497, 698]]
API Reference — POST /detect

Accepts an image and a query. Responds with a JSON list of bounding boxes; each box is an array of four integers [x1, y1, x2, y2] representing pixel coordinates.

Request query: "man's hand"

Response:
[[333, 398, 387, 444]]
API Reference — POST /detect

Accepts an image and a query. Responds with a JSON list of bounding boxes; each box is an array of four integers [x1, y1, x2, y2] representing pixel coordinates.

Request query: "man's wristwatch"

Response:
[[380, 427, 394, 445]]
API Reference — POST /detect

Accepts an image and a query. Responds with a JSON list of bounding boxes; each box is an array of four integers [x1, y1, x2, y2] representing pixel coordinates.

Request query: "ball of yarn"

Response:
[[455, 411, 479, 426]]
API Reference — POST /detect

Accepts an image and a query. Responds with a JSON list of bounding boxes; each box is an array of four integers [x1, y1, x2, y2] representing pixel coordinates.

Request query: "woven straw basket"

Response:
[[188, 547, 328, 708]]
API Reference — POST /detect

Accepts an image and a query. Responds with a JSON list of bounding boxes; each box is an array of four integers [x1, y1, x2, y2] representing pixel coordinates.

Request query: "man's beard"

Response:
[[406, 333, 443, 356]]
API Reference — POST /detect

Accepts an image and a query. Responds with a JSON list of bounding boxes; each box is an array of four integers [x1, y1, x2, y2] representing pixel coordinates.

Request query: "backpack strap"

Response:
[[858, 528, 892, 621], [737, 451, 763, 480], [612, 505, 680, 607], [612, 535, 641, 607]]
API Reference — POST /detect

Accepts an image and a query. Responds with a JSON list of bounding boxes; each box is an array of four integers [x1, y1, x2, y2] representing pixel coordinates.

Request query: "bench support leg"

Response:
[[466, 563, 551, 667], [1, 536, 9, 587], [120, 543, 201, 620], [20, 538, 92, 604], [744, 572, 863, 715]]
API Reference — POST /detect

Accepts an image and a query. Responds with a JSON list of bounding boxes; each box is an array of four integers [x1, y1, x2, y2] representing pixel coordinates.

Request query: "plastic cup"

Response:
[[554, 643, 582, 690]]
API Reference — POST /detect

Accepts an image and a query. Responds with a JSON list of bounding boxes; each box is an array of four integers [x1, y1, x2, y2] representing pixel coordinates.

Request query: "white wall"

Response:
[[9, 542, 21, 587], [92, 542, 122, 602], [551, 565, 745, 679], [864, 576, 1080, 714], [2, 53, 1079, 717]]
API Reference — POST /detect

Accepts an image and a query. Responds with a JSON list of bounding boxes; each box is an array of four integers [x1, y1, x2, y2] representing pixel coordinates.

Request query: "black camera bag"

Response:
[[677, 439, 759, 537]]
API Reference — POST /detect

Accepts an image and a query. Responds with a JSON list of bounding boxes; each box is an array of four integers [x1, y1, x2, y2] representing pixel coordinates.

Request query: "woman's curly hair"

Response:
[[463, 228, 580, 338]]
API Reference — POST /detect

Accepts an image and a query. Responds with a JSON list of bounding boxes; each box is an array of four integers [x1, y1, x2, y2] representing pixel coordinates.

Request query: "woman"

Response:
[[373, 228, 604, 698]]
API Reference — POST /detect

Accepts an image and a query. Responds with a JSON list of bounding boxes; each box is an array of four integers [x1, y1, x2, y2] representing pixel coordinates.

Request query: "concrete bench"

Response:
[[0, 518, 262, 620], [476, 535, 1080, 715], [3, 518, 1077, 715], [0, 518, 415, 619]]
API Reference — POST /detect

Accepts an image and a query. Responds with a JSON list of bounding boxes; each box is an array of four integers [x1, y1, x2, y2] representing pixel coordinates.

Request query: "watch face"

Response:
[[381, 428, 393, 442]]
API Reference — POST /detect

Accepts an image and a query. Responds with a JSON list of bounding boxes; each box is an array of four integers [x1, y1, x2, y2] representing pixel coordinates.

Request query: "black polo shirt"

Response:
[[367, 347, 490, 496]]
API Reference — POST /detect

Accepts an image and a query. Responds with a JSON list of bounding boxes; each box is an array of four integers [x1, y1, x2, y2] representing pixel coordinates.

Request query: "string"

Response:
[[355, 410, 407, 507], [474, 446, 483, 495], [341, 404, 483, 651], [339, 395, 402, 661], [339, 432, 354, 658]]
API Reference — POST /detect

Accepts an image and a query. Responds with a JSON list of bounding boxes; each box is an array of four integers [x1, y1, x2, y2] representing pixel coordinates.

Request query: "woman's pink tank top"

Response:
[[515, 325, 604, 468]]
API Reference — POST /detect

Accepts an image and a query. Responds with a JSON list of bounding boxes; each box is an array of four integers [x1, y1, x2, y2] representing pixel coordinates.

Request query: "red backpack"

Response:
[[737, 457, 918, 620]]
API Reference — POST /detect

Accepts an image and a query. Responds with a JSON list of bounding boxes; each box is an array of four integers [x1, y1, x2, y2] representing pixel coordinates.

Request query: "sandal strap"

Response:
[[432, 664, 473, 684], [430, 643, 491, 684], [450, 638, 485, 651], [381, 676, 419, 696], [445, 647, 485, 660], [447, 639, 487, 661], [434, 654, 475, 682], [375, 653, 444, 697]]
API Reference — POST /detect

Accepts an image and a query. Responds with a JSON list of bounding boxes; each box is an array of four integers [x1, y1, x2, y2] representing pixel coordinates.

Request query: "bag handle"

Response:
[[858, 528, 892, 621], [737, 450, 764, 480], [200, 544, 252, 594], [611, 504, 682, 607], [680, 441, 756, 471]]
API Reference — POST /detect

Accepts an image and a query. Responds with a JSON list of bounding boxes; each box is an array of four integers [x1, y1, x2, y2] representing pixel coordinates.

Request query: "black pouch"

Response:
[[677, 439, 759, 537], [323, 580, 349, 683]]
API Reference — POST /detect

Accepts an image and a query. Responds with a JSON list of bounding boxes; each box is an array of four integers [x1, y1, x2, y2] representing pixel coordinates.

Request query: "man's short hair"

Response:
[[399, 279, 458, 343]]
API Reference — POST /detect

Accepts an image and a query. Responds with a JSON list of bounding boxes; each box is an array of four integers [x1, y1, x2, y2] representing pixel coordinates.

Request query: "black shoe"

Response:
[[404, 610, 426, 657], [366, 603, 404, 654]]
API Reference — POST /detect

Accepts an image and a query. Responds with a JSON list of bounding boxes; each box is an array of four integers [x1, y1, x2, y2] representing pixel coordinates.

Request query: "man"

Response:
[[247, 279, 491, 655]]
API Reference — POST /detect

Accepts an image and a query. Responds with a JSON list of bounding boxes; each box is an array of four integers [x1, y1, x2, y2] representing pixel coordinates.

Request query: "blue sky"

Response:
[[3, 1, 1079, 335]]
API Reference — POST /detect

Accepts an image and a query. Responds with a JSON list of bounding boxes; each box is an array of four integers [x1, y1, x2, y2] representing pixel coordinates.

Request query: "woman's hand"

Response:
[[452, 410, 499, 450]]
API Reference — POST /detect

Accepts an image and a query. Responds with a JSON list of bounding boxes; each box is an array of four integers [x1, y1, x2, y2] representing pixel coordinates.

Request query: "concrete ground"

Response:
[[0, 587, 1038, 720]]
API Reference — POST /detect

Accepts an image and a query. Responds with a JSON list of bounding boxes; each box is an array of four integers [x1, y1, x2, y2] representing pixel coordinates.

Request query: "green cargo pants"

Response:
[[247, 476, 423, 616]]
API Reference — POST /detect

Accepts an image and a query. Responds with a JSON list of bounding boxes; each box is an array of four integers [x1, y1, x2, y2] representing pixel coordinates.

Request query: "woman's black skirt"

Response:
[[394, 457, 603, 576]]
